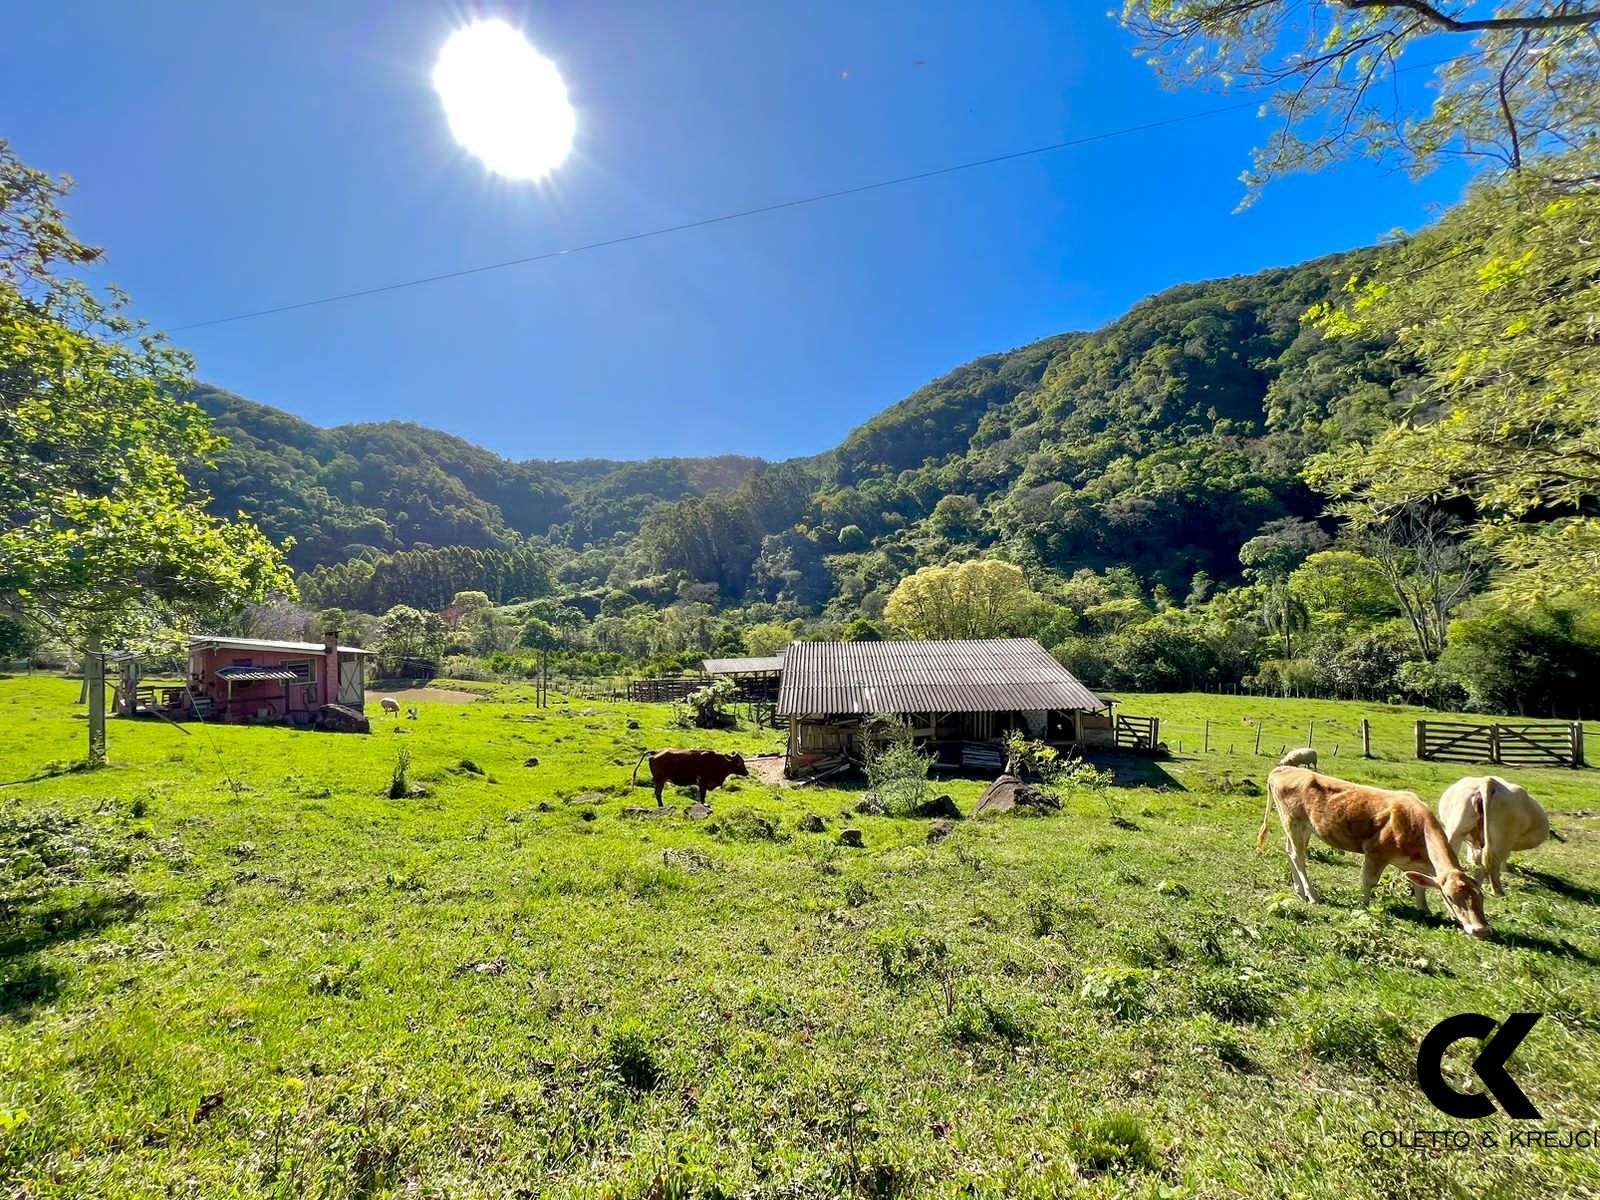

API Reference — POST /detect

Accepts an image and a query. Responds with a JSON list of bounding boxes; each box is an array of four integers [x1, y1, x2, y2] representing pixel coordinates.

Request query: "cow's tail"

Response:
[[1478, 777, 1494, 873], [630, 750, 652, 787], [1256, 776, 1278, 851]]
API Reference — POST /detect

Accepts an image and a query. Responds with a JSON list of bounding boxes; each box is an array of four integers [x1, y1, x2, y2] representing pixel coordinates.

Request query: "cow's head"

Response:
[[727, 752, 749, 777], [1406, 869, 1490, 938]]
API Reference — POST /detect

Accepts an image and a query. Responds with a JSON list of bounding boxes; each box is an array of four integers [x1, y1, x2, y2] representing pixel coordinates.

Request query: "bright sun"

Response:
[[433, 20, 574, 181]]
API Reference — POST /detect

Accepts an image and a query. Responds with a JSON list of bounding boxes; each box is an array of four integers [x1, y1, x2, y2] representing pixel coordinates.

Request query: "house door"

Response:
[[338, 660, 364, 707]]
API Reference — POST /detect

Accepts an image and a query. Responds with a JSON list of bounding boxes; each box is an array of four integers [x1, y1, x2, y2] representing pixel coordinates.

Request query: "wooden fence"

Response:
[[1114, 714, 1161, 751], [628, 677, 703, 703], [1416, 719, 1586, 768]]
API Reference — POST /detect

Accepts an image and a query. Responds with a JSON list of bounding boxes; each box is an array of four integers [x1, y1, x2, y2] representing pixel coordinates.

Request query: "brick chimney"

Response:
[[322, 627, 339, 706]]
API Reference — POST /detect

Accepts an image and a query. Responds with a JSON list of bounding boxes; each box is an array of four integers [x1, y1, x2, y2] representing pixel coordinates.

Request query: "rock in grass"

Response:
[[523, 756, 539, 767], [927, 819, 955, 844], [854, 793, 887, 816], [799, 812, 826, 833], [458, 759, 484, 776], [838, 828, 865, 848], [621, 806, 677, 820], [973, 774, 1059, 816], [912, 794, 962, 820], [684, 803, 712, 819]]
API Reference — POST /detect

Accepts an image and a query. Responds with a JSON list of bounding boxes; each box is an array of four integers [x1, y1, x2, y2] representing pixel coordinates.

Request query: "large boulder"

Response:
[[912, 794, 963, 820], [973, 774, 1059, 816], [314, 704, 370, 734]]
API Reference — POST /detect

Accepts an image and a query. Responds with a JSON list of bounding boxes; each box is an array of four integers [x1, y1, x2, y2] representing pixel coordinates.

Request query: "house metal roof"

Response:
[[189, 636, 373, 656], [778, 638, 1104, 718], [702, 653, 785, 675], [215, 666, 302, 682]]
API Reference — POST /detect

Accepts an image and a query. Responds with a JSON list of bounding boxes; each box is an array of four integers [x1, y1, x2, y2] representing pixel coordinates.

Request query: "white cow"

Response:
[[379, 696, 401, 717], [1279, 747, 1318, 769], [1438, 776, 1550, 896]]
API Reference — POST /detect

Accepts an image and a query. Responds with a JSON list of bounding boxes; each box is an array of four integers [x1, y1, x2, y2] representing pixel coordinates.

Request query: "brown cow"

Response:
[[631, 749, 749, 806], [1259, 766, 1489, 937]]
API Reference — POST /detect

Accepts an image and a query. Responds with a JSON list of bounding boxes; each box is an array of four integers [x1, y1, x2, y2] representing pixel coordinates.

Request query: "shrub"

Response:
[[440, 655, 495, 682], [1070, 1112, 1159, 1175], [387, 747, 411, 800], [675, 678, 737, 729], [1078, 965, 1152, 1019], [864, 720, 934, 816]]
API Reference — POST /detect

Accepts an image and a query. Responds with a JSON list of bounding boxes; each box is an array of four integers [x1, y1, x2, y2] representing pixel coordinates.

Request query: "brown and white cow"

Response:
[[1259, 766, 1489, 937], [631, 749, 749, 806], [1438, 775, 1550, 897]]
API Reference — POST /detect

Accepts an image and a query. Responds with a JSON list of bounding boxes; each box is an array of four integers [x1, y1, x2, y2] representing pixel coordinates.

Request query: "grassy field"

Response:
[[1, 675, 1597, 1199]]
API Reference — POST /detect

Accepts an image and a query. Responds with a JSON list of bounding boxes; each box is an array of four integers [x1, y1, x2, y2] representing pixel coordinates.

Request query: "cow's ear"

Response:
[[1405, 871, 1439, 891]]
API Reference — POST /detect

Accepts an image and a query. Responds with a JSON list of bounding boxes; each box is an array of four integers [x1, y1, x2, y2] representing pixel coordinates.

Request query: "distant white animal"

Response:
[[405, 707, 419, 720], [1438, 776, 1550, 897], [1279, 747, 1318, 769], [380, 697, 401, 716]]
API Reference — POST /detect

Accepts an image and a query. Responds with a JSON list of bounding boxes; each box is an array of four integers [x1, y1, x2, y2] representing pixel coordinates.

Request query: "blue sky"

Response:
[[6, 2, 1468, 461]]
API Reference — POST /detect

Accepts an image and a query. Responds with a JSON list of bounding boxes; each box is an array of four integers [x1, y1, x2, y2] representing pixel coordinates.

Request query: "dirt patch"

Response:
[[745, 755, 789, 787]]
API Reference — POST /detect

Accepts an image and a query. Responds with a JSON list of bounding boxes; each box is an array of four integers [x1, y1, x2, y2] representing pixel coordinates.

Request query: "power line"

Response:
[[169, 97, 1271, 333]]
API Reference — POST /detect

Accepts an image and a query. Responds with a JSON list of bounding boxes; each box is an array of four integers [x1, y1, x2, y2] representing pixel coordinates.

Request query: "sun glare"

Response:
[[433, 20, 574, 181]]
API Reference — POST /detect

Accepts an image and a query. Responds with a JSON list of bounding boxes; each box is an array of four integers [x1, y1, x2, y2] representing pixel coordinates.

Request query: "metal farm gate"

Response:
[[1415, 720, 1586, 769]]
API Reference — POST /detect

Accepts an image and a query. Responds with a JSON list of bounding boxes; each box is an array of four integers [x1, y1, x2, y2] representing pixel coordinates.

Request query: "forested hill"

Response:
[[190, 386, 765, 567], [200, 246, 1409, 615]]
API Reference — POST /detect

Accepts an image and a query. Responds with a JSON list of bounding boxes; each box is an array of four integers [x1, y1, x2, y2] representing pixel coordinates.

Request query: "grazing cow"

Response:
[[1438, 776, 1550, 897], [380, 697, 401, 717], [631, 749, 749, 806], [1259, 766, 1489, 937], [1279, 747, 1318, 769]]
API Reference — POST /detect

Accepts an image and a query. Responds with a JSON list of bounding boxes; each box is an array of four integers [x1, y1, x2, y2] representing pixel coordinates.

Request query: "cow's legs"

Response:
[[697, 784, 707, 803], [1485, 854, 1507, 897], [653, 778, 665, 807], [1285, 821, 1317, 903], [1359, 853, 1384, 908], [1409, 877, 1431, 915]]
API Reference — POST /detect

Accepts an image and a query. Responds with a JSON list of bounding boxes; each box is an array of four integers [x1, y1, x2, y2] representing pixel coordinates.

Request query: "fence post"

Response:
[[1253, 722, 1263, 756], [1572, 721, 1584, 768], [1307, 720, 1314, 748], [1204, 720, 1210, 753], [1361, 718, 1371, 759], [1415, 720, 1426, 761], [1489, 723, 1502, 766]]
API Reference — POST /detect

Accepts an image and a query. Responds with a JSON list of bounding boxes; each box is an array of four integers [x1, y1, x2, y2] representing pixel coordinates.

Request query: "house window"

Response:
[[284, 660, 315, 686]]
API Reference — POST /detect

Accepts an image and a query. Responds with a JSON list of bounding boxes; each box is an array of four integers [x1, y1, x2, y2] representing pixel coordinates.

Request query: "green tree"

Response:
[[742, 621, 794, 657], [0, 141, 292, 765], [373, 605, 446, 674], [884, 559, 1037, 640], [1121, 2, 1600, 199], [1239, 518, 1328, 656], [1307, 159, 1600, 597]]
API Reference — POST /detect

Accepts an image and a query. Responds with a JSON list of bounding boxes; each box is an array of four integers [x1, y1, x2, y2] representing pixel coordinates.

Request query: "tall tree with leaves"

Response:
[[0, 141, 292, 765], [1121, 1, 1600, 201]]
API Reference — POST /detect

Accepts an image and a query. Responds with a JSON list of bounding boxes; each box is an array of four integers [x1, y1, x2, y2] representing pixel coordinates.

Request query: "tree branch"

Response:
[[1339, 0, 1600, 33]]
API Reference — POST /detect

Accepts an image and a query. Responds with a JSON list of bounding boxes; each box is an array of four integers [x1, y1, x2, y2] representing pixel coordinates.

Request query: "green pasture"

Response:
[[1, 676, 1596, 1198]]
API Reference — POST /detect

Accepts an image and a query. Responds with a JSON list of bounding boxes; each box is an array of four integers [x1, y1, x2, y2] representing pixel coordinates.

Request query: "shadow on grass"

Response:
[[0, 758, 101, 787], [1, 890, 143, 1020], [1085, 752, 1187, 792], [1514, 866, 1600, 907]]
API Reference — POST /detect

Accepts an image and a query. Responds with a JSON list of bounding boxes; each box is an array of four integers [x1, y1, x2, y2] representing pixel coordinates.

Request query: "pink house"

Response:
[[114, 631, 372, 728], [183, 631, 371, 723]]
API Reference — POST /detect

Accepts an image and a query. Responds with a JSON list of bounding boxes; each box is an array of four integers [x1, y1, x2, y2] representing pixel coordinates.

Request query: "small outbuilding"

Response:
[[115, 630, 373, 726], [701, 652, 784, 702], [777, 637, 1112, 778]]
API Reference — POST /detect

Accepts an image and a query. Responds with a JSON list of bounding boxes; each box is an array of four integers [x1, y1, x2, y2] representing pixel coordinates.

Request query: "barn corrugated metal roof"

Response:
[[777, 638, 1103, 717], [215, 666, 301, 682], [702, 653, 785, 675], [189, 636, 373, 656]]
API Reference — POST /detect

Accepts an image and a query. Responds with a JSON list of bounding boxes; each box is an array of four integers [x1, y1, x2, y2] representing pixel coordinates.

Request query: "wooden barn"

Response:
[[777, 637, 1114, 778], [115, 631, 373, 726]]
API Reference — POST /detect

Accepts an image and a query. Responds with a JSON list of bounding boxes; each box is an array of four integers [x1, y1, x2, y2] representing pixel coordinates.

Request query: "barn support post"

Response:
[[1361, 719, 1372, 759]]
